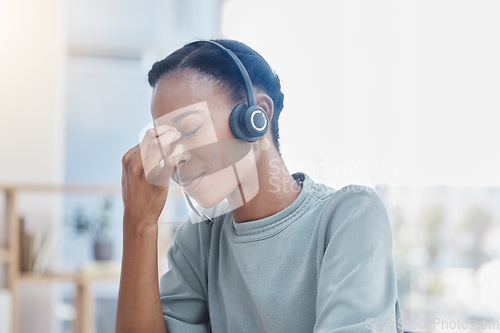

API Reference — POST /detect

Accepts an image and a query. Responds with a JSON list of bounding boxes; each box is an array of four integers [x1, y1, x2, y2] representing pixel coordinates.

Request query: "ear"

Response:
[[255, 93, 274, 132]]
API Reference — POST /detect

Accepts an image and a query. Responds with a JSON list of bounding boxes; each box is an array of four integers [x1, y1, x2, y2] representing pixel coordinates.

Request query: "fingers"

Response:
[[141, 127, 184, 185], [144, 124, 178, 142], [144, 140, 183, 175], [166, 143, 184, 168], [140, 124, 181, 158], [122, 144, 140, 167], [123, 124, 184, 187], [151, 130, 182, 162], [145, 144, 184, 186], [121, 144, 140, 198], [141, 131, 182, 175]]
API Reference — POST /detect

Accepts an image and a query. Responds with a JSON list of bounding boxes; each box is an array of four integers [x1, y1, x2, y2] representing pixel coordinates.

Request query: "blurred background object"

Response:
[[1, 0, 499, 332]]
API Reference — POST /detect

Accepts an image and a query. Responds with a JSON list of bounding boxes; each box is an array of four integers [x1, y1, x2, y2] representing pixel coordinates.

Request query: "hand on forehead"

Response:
[[140, 101, 253, 176]]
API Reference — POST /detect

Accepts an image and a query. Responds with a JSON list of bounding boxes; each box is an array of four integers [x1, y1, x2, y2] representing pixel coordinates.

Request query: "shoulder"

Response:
[[318, 184, 392, 248], [325, 184, 387, 217]]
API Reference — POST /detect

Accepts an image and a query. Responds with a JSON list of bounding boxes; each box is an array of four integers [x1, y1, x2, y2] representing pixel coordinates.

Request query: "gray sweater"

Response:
[[160, 172, 403, 332]]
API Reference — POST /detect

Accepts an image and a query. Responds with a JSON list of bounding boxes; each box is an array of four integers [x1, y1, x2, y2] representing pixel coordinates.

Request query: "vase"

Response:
[[93, 239, 113, 261]]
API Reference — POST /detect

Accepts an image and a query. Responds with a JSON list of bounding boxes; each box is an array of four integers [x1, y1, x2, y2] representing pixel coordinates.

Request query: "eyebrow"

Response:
[[173, 110, 203, 123]]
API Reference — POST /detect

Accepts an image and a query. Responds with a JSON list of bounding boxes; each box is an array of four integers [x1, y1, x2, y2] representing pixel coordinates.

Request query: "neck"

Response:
[[231, 148, 302, 223]]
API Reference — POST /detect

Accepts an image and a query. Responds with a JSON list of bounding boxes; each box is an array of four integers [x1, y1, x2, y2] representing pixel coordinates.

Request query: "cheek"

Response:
[[195, 147, 259, 208], [183, 138, 225, 172], [201, 121, 219, 142], [209, 113, 233, 141]]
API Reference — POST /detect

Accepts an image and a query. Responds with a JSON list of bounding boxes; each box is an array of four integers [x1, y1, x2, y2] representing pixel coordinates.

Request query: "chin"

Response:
[[195, 194, 226, 209], [189, 185, 228, 209], [187, 171, 239, 209]]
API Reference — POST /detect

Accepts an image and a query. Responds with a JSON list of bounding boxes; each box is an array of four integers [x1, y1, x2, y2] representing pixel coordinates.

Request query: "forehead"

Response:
[[151, 70, 226, 121], [153, 100, 210, 128]]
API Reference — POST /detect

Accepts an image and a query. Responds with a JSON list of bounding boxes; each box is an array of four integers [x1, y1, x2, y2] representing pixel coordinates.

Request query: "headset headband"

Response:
[[195, 40, 258, 107]]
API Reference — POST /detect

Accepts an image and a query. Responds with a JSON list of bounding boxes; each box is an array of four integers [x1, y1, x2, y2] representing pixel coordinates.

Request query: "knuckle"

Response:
[[144, 128, 156, 139], [122, 146, 137, 165], [130, 162, 143, 175], [160, 131, 177, 146], [122, 152, 131, 165]]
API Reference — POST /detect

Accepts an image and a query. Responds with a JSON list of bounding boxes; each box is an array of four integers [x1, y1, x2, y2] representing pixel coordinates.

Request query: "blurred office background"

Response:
[[1, 0, 499, 332]]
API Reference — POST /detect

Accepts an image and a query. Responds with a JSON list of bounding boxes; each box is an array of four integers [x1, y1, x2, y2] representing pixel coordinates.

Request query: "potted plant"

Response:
[[71, 197, 114, 261]]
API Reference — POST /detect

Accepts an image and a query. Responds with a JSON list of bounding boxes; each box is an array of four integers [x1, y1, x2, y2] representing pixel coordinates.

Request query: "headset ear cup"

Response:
[[244, 105, 268, 139], [229, 102, 251, 141]]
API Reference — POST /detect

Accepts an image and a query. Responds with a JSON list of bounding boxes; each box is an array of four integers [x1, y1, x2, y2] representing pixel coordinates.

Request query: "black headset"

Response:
[[192, 40, 269, 143]]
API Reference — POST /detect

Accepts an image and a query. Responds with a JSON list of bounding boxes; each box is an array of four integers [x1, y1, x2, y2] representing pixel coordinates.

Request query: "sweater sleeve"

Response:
[[314, 185, 403, 333], [159, 222, 210, 333]]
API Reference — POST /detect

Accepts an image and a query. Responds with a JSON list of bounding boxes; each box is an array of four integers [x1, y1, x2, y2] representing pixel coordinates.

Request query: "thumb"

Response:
[[167, 144, 184, 168]]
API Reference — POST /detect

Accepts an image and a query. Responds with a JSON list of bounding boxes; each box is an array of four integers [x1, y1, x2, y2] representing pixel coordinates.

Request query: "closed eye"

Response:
[[183, 125, 201, 137]]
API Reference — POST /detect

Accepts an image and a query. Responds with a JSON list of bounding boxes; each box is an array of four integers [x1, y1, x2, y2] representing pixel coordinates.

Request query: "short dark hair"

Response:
[[147, 39, 285, 154]]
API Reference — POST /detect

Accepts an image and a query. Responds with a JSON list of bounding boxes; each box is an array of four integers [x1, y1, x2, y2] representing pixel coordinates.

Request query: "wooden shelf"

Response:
[[1, 183, 176, 333], [0, 183, 121, 194], [0, 184, 132, 333], [18, 271, 120, 283], [0, 249, 11, 263], [18, 261, 120, 281], [16, 268, 120, 333], [18, 273, 80, 282], [0, 182, 184, 195]]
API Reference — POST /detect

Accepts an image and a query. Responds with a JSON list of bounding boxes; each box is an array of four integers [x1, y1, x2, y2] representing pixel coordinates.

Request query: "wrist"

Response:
[[123, 214, 159, 237]]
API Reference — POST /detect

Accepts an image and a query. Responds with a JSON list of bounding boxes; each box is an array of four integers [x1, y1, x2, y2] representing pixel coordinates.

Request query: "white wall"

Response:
[[222, 0, 500, 188], [0, 1, 66, 184], [0, 0, 67, 332]]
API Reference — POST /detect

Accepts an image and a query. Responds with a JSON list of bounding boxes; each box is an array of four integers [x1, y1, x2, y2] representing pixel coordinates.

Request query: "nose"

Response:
[[176, 150, 191, 166]]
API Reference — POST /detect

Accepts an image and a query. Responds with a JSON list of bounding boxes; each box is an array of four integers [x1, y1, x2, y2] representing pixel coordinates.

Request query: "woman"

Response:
[[116, 39, 403, 333]]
